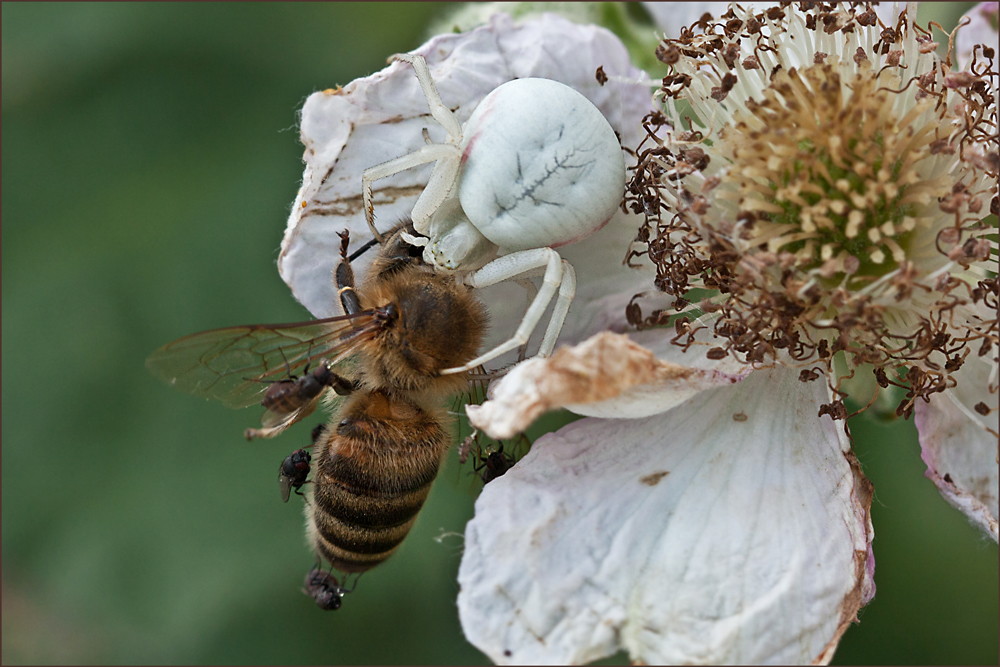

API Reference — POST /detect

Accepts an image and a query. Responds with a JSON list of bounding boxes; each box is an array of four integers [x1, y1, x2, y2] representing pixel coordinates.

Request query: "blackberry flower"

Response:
[[459, 4, 997, 663]]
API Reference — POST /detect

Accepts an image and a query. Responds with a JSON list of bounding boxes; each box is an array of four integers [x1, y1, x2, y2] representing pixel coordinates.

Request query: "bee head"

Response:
[[374, 276, 487, 382]]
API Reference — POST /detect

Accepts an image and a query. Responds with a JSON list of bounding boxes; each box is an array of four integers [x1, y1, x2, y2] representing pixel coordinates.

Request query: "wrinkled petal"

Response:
[[458, 366, 874, 665], [957, 2, 999, 72], [643, 1, 897, 38], [915, 353, 999, 541], [279, 13, 655, 354], [643, 2, 732, 35], [467, 331, 749, 438]]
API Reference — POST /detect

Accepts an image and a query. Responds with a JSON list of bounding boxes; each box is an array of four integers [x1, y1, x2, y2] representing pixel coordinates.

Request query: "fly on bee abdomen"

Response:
[[307, 389, 451, 573]]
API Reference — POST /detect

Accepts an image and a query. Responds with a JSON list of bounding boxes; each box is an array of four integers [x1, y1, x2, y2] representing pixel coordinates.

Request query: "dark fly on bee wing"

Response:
[[146, 310, 382, 435], [245, 361, 355, 440]]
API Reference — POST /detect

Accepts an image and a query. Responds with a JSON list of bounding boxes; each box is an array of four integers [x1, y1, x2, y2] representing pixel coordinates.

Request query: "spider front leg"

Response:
[[441, 248, 576, 375], [361, 53, 467, 238], [390, 53, 463, 141], [362, 144, 460, 239]]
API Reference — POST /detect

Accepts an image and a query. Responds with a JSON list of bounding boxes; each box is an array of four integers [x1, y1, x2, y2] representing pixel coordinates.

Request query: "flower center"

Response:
[[719, 61, 942, 286], [625, 2, 998, 421]]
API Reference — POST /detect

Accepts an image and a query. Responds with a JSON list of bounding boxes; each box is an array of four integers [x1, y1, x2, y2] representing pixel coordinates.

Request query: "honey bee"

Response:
[[147, 220, 488, 577]]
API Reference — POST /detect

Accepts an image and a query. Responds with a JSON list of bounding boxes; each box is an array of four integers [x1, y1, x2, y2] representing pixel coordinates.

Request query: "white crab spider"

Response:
[[362, 53, 625, 374]]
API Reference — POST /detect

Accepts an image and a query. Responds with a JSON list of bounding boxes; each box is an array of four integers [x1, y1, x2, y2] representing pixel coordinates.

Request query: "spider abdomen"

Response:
[[459, 78, 626, 250]]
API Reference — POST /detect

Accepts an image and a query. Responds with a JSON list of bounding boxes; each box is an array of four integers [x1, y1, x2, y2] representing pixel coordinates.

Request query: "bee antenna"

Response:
[[348, 237, 381, 262]]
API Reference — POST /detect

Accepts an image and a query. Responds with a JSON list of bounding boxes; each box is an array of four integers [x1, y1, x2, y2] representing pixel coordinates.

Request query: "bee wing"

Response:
[[147, 312, 379, 409], [254, 392, 326, 439]]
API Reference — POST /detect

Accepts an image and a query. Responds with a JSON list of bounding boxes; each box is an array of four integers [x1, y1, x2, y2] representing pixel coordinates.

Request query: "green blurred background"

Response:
[[2, 2, 995, 665]]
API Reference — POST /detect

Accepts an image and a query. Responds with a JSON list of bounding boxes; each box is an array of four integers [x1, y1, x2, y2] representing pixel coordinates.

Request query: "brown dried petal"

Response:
[[466, 332, 746, 438]]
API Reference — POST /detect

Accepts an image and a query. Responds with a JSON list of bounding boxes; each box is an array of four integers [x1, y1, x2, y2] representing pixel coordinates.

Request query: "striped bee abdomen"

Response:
[[308, 390, 449, 573]]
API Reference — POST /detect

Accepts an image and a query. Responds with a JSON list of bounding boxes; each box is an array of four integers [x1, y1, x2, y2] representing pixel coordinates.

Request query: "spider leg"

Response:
[[442, 248, 570, 374], [362, 143, 459, 239], [391, 53, 463, 142], [537, 260, 576, 358], [410, 153, 461, 231], [513, 279, 538, 362]]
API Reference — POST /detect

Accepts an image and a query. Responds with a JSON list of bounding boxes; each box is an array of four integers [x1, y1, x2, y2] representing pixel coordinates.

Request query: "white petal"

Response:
[[279, 13, 655, 353], [956, 2, 999, 72], [915, 353, 1000, 541], [466, 331, 750, 438], [642, 2, 733, 35], [458, 366, 874, 664], [641, 1, 901, 36]]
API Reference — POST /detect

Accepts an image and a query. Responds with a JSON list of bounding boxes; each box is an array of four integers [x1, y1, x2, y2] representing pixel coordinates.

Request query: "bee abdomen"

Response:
[[315, 510, 419, 556], [309, 391, 449, 573], [311, 478, 436, 572], [314, 472, 432, 528]]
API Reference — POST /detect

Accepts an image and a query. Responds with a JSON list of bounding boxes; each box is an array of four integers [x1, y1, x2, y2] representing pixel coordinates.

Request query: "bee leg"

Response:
[[336, 230, 363, 316], [338, 229, 351, 259], [347, 237, 381, 263]]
